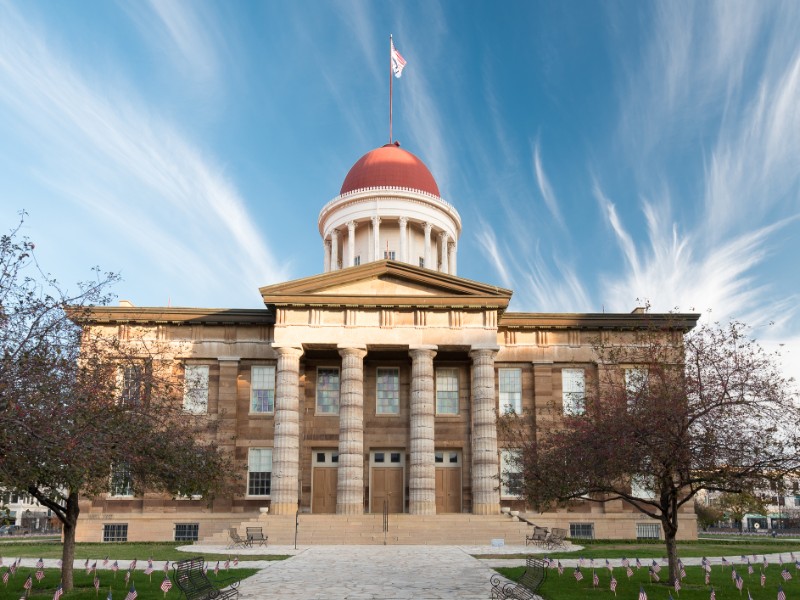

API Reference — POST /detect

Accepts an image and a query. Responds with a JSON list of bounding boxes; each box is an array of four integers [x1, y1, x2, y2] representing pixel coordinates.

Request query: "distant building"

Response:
[[75, 143, 700, 543], [0, 489, 54, 532]]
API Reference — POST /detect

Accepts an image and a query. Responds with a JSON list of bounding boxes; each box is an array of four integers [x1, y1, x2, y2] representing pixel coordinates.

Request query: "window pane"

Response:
[[562, 368, 585, 415], [103, 524, 128, 542], [251, 366, 275, 413], [569, 523, 594, 539], [374, 453, 385, 463], [625, 368, 648, 405], [435, 369, 459, 414], [183, 365, 209, 414], [120, 366, 142, 408], [434, 452, 443, 463], [317, 368, 340, 414], [174, 523, 199, 542], [376, 368, 400, 414], [248, 449, 272, 496], [390, 453, 401, 463], [500, 449, 522, 497], [498, 368, 522, 414], [110, 463, 132, 496]]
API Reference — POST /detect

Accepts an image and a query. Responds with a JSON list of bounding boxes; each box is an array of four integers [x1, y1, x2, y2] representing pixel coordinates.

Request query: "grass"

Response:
[[0, 566, 259, 599], [474, 538, 800, 560], [496, 564, 800, 599], [0, 541, 288, 562]]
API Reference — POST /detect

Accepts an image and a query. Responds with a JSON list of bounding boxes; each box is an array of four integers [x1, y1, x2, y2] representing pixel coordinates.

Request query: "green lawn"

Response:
[[497, 564, 800, 599], [0, 541, 288, 562], [475, 538, 800, 560], [0, 566, 259, 599]]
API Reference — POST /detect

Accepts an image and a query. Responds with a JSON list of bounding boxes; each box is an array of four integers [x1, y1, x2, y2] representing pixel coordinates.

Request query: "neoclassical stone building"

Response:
[[76, 143, 699, 544]]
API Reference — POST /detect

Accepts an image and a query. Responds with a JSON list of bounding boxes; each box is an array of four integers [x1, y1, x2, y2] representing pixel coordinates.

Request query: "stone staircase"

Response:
[[202, 513, 533, 546]]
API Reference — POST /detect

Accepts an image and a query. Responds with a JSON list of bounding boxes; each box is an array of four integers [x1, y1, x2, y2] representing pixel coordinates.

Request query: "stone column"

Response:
[[408, 346, 437, 514], [347, 221, 356, 267], [330, 229, 340, 271], [337, 346, 367, 514], [449, 241, 457, 276], [470, 347, 500, 515], [372, 216, 382, 262], [439, 232, 450, 274], [399, 217, 408, 263], [324, 239, 331, 273], [423, 223, 433, 269], [271, 346, 304, 515]]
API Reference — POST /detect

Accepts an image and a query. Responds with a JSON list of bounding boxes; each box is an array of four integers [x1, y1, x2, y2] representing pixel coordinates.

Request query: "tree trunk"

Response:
[[60, 491, 80, 591], [662, 519, 680, 586]]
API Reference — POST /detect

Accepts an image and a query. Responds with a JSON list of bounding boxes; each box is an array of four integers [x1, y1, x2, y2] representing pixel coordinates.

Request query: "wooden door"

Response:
[[371, 467, 404, 513], [435, 467, 462, 513], [312, 467, 337, 514]]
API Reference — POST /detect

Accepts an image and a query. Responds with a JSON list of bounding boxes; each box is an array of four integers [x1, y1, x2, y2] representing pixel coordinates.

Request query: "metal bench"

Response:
[[545, 527, 567, 550], [490, 557, 547, 599], [525, 526, 549, 547], [227, 528, 249, 549], [174, 556, 239, 600], [245, 526, 268, 547]]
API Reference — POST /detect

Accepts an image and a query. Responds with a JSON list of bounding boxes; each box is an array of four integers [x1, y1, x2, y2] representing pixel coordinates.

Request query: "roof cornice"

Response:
[[69, 306, 275, 326], [500, 312, 701, 331]]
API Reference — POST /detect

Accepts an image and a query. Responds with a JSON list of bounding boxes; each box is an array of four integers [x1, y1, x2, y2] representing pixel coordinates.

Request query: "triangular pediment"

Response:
[[259, 260, 512, 310]]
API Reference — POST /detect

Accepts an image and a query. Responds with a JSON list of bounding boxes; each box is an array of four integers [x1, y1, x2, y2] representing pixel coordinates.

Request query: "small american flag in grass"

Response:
[[574, 567, 583, 581], [160, 574, 172, 594]]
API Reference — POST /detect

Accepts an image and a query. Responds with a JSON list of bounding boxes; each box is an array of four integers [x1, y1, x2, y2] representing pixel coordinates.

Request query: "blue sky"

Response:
[[1, 1, 799, 377]]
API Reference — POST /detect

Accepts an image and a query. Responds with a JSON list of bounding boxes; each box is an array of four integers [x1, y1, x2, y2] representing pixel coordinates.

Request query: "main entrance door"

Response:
[[312, 450, 338, 514], [370, 450, 405, 513], [435, 450, 462, 513]]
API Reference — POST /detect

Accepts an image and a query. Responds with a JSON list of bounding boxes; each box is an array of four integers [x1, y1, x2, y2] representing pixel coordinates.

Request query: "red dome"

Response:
[[340, 144, 440, 197]]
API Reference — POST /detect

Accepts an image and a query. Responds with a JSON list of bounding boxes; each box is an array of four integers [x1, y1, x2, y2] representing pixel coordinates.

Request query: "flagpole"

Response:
[[389, 34, 393, 144]]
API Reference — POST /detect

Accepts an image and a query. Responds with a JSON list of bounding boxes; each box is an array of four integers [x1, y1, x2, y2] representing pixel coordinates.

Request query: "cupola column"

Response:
[[469, 346, 501, 515], [423, 223, 433, 269], [408, 346, 437, 514], [336, 346, 367, 514], [347, 221, 356, 267], [399, 217, 408, 263], [439, 232, 450, 274], [372, 216, 381, 262], [330, 229, 340, 271], [271, 346, 304, 515], [449, 241, 457, 276], [324, 240, 331, 273]]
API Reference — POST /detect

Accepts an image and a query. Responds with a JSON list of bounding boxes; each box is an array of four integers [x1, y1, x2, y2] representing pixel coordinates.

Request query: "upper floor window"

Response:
[[562, 368, 586, 415], [316, 367, 340, 415], [498, 368, 522, 414], [110, 463, 133, 497], [376, 367, 400, 414], [384, 250, 396, 260], [247, 448, 272, 496], [183, 365, 209, 414], [625, 368, 649, 406], [500, 449, 523, 498], [435, 368, 459, 415], [354, 255, 361, 266], [119, 365, 142, 408], [419, 257, 425, 268], [250, 366, 276, 413]]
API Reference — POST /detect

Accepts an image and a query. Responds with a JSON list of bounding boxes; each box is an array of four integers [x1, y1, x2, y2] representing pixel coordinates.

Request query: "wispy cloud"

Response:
[[532, 139, 564, 228], [0, 2, 284, 305]]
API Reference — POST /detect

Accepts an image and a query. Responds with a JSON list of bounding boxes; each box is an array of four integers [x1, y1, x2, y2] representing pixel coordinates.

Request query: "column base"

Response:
[[269, 502, 298, 515], [408, 502, 436, 515], [472, 503, 500, 515], [336, 503, 363, 515]]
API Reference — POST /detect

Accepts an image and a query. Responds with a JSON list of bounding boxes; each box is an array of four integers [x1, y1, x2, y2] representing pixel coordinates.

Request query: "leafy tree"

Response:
[[717, 491, 768, 531], [502, 314, 800, 584], [694, 499, 723, 531], [0, 217, 234, 590]]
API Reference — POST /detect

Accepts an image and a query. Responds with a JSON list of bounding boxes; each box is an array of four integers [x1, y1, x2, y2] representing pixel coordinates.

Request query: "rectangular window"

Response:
[[636, 523, 661, 539], [316, 367, 340, 414], [248, 449, 272, 496], [354, 255, 361, 266], [625, 368, 648, 405], [435, 368, 459, 415], [119, 365, 142, 408], [103, 523, 128, 542], [110, 463, 133, 497], [569, 523, 595, 539], [419, 257, 425, 268], [183, 365, 209, 414], [376, 367, 400, 414], [500, 449, 523, 498], [498, 368, 522, 414], [562, 368, 586, 415], [250, 366, 276, 413], [384, 250, 396, 260], [174, 523, 200, 542], [631, 475, 656, 499]]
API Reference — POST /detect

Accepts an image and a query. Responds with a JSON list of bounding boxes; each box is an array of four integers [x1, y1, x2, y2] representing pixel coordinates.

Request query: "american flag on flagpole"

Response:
[[35, 569, 45, 581], [761, 570, 766, 587], [574, 567, 583, 581], [557, 561, 564, 575], [390, 38, 407, 78], [626, 566, 634, 578], [638, 585, 648, 600], [163, 561, 169, 573], [94, 574, 100, 592], [736, 575, 744, 591], [37, 558, 44, 569], [160, 574, 172, 594], [3, 570, 9, 584], [610, 574, 617, 595], [781, 568, 792, 581], [777, 584, 787, 600], [710, 586, 716, 600], [233, 556, 238, 567], [24, 575, 32, 590], [53, 583, 64, 600], [674, 578, 681, 593], [649, 566, 660, 582], [592, 570, 599, 587], [125, 582, 137, 600]]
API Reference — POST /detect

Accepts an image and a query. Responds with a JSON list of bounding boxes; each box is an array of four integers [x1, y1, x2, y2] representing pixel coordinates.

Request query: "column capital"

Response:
[[424, 222, 433, 233], [469, 346, 500, 360], [330, 228, 340, 239], [347, 220, 356, 231], [217, 356, 241, 363], [438, 230, 449, 241], [274, 346, 304, 359], [337, 345, 368, 360], [398, 216, 408, 226], [372, 215, 382, 225]]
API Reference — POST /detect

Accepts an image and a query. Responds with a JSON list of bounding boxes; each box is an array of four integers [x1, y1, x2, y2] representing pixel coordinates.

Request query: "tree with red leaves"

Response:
[[0, 216, 234, 591], [502, 314, 799, 584]]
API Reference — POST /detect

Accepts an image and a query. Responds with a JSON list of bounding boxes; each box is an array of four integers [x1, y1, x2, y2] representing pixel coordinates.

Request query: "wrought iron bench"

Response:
[[174, 556, 240, 600], [227, 528, 249, 549], [490, 557, 547, 599], [245, 526, 268, 547], [525, 526, 549, 547]]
